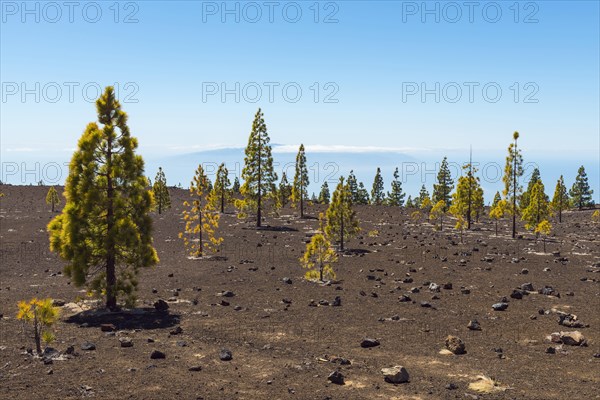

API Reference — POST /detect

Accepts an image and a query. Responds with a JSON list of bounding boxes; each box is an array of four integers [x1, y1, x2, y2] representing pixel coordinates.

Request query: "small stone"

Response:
[[545, 347, 556, 354], [170, 326, 183, 335], [332, 296, 341, 307], [219, 349, 233, 361], [492, 302, 508, 311], [100, 324, 116, 332], [360, 338, 380, 348], [445, 383, 458, 390], [282, 277, 292, 284], [510, 290, 524, 300], [467, 320, 481, 331], [81, 342, 96, 351], [220, 290, 235, 297], [420, 301, 432, 308], [52, 299, 65, 307], [428, 283, 440, 292], [521, 283, 534, 292], [188, 365, 202, 371], [154, 299, 169, 312], [327, 370, 344, 385], [442, 283, 453, 290], [119, 337, 133, 348], [521, 268, 529, 275], [445, 336, 466, 355], [47, 368, 53, 375], [150, 350, 166, 359], [461, 288, 471, 295], [398, 295, 411, 302], [381, 365, 409, 384]]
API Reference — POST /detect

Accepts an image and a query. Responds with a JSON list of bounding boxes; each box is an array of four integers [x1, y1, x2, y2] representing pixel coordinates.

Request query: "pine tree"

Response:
[[16, 298, 60, 355], [449, 163, 483, 230], [503, 131, 524, 238], [211, 163, 231, 213], [300, 233, 338, 282], [180, 165, 223, 257], [357, 182, 370, 205], [415, 185, 430, 209], [291, 144, 309, 217], [521, 180, 550, 230], [387, 167, 405, 206], [491, 191, 501, 209], [278, 172, 292, 208], [47, 86, 158, 310], [232, 177, 241, 193], [520, 167, 541, 211], [432, 157, 454, 210], [473, 185, 484, 222], [569, 166, 594, 210], [429, 200, 446, 231], [325, 177, 360, 251], [551, 175, 569, 223], [45, 186, 60, 212], [152, 167, 171, 214], [370, 167, 385, 205], [318, 181, 330, 204], [347, 170, 359, 203], [489, 198, 508, 236], [406, 195, 414, 208], [534, 220, 552, 253], [237, 108, 278, 227]]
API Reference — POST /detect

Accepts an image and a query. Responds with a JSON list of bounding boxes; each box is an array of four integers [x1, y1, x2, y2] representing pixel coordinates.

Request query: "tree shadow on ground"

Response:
[[340, 248, 371, 256], [64, 308, 180, 330]]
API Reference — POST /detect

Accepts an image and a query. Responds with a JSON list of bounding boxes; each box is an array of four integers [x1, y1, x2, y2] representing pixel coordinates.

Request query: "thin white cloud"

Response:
[[272, 144, 431, 154]]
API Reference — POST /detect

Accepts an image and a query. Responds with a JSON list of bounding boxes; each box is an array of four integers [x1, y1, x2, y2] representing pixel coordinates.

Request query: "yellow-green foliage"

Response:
[[180, 165, 223, 257], [534, 220, 552, 236], [17, 298, 60, 355], [45, 186, 60, 212], [521, 180, 550, 230], [489, 199, 508, 220], [367, 229, 379, 238], [429, 200, 446, 230], [420, 196, 431, 211], [592, 210, 600, 222], [301, 233, 338, 282], [152, 167, 171, 214], [410, 210, 422, 222], [324, 177, 360, 251]]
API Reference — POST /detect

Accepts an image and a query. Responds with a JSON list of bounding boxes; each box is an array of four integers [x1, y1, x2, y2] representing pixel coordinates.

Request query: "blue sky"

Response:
[[1, 1, 599, 199]]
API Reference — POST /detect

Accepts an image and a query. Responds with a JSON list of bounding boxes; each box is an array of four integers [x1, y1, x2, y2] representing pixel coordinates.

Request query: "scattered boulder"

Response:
[[428, 283, 440, 292], [150, 350, 166, 359], [81, 342, 96, 351], [332, 296, 341, 307], [100, 323, 116, 332], [219, 349, 233, 361], [219, 290, 235, 298], [558, 331, 587, 346], [52, 299, 65, 307], [398, 295, 411, 302], [119, 337, 133, 348], [327, 370, 345, 385], [381, 365, 409, 384], [492, 302, 508, 311], [521, 283, 534, 292], [445, 336, 466, 355], [467, 320, 481, 331], [282, 277, 292, 284], [188, 365, 202, 371], [539, 286, 560, 297], [510, 290, 524, 300], [360, 338, 380, 348]]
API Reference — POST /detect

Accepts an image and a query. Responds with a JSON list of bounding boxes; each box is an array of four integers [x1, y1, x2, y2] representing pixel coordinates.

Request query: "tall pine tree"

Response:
[[450, 163, 483, 230], [291, 144, 309, 217], [569, 166, 594, 210], [48, 86, 158, 310], [318, 181, 330, 204], [551, 175, 569, 222], [520, 167, 545, 211], [503, 131, 524, 238], [152, 167, 171, 214], [180, 165, 222, 257], [211, 163, 230, 213], [278, 172, 292, 208], [237, 109, 278, 227], [347, 170, 359, 203], [325, 177, 360, 251], [521, 180, 550, 230], [387, 167, 405, 206], [371, 167, 385, 205], [432, 157, 454, 210]]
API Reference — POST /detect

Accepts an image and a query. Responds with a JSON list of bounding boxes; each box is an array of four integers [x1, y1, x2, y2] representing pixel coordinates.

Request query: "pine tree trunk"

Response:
[[158, 198, 162, 215], [257, 141, 262, 227], [51, 201, 55, 213], [198, 200, 203, 257], [340, 212, 344, 251], [495, 221, 498, 236], [300, 178, 304, 218], [34, 313, 42, 355], [512, 141, 517, 239], [221, 188, 225, 213], [106, 141, 117, 311]]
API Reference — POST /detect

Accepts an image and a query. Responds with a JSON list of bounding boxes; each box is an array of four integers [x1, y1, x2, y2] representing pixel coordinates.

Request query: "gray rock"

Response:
[[81, 342, 96, 351], [467, 320, 481, 331], [381, 365, 409, 384], [327, 370, 344, 385], [219, 348, 233, 361], [150, 350, 166, 359], [153, 299, 169, 312], [492, 302, 508, 311], [119, 337, 133, 348], [360, 338, 380, 348], [445, 336, 466, 355]]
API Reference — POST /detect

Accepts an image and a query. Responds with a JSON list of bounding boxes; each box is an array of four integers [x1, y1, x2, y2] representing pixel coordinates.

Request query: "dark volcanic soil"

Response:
[[0, 185, 599, 400]]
